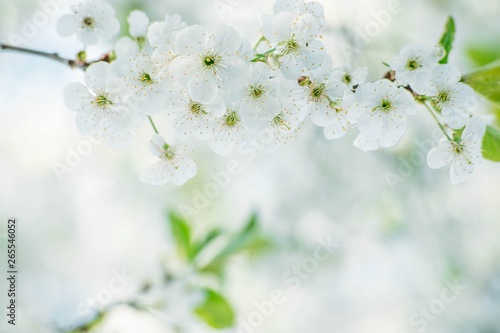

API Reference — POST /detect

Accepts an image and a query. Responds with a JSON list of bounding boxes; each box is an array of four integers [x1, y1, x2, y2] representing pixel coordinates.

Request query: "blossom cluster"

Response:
[[60, 0, 487, 186]]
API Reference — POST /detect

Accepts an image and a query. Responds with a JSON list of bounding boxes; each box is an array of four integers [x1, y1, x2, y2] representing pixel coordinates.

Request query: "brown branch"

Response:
[[0, 43, 93, 70]]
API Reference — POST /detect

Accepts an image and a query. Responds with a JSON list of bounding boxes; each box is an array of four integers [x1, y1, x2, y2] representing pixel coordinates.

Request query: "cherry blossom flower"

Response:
[[354, 79, 416, 151], [64, 62, 144, 150], [427, 117, 485, 184], [331, 65, 369, 89], [263, 11, 326, 78], [57, 0, 119, 45], [209, 107, 249, 156], [413, 64, 476, 129], [113, 53, 173, 115], [165, 88, 226, 140], [141, 134, 197, 185], [169, 25, 249, 104], [390, 43, 443, 87], [235, 63, 283, 122]]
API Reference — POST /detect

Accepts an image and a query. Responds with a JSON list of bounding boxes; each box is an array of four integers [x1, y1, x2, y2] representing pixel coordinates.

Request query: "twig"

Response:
[[0, 43, 89, 69]]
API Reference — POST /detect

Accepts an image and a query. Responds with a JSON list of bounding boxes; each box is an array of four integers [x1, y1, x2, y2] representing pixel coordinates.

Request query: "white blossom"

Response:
[[165, 88, 226, 140], [57, 0, 119, 45], [169, 25, 249, 104], [209, 108, 249, 156], [413, 64, 476, 129], [427, 117, 486, 184], [64, 62, 143, 150], [390, 43, 443, 87], [331, 65, 368, 88], [235, 62, 283, 123], [262, 11, 326, 78], [323, 91, 362, 139], [141, 134, 197, 185], [354, 79, 416, 151], [113, 52, 173, 115]]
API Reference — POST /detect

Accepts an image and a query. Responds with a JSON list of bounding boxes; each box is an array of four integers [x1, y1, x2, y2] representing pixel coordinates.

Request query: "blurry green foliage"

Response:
[[438, 16, 455, 64], [195, 289, 236, 329], [482, 125, 500, 162]]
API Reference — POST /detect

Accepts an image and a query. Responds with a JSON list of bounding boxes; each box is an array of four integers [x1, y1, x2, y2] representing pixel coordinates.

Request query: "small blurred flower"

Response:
[[427, 117, 485, 184], [57, 0, 119, 45], [141, 134, 197, 185]]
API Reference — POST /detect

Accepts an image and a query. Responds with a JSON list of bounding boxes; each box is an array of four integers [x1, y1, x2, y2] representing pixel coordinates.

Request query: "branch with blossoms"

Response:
[[1, 0, 500, 186]]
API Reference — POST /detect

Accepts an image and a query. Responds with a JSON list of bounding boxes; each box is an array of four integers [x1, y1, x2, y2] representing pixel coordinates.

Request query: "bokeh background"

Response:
[[1, 0, 500, 332]]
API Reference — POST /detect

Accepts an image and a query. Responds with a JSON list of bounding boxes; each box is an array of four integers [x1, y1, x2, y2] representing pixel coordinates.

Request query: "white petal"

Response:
[[141, 160, 172, 185], [169, 55, 199, 86], [128, 10, 149, 37], [175, 25, 208, 55], [188, 74, 219, 104], [217, 56, 249, 91], [449, 155, 474, 184], [64, 82, 90, 111], [462, 116, 486, 141], [105, 131, 134, 150], [77, 27, 99, 45], [427, 143, 452, 169]]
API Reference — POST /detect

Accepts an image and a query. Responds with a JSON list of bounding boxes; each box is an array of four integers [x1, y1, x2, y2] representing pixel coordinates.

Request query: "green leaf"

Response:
[[168, 212, 191, 259], [438, 16, 456, 64], [200, 212, 266, 274], [190, 228, 222, 260], [467, 45, 500, 67], [463, 60, 500, 106], [195, 290, 235, 329], [483, 125, 500, 162]]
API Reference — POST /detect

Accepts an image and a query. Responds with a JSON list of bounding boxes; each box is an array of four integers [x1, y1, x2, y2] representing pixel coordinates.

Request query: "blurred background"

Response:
[[1, 0, 500, 332]]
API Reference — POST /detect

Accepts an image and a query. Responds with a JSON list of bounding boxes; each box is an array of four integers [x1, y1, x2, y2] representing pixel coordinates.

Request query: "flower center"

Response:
[[163, 144, 175, 160], [283, 39, 300, 54], [374, 99, 392, 113], [83, 17, 95, 28], [272, 112, 291, 130], [95, 94, 113, 108], [406, 58, 421, 70], [437, 91, 450, 103], [342, 74, 352, 85], [225, 111, 240, 126], [250, 85, 265, 98], [189, 102, 207, 115], [203, 56, 216, 67], [309, 83, 326, 102], [140, 72, 154, 85]]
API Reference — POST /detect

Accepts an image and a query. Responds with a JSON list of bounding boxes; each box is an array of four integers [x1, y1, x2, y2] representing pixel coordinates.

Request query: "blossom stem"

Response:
[[0, 43, 89, 69], [423, 102, 452, 141], [148, 116, 159, 134], [252, 35, 267, 50], [1, 43, 160, 135]]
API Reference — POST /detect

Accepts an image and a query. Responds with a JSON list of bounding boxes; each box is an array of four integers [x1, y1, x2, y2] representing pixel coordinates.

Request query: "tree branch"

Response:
[[0, 43, 90, 69]]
